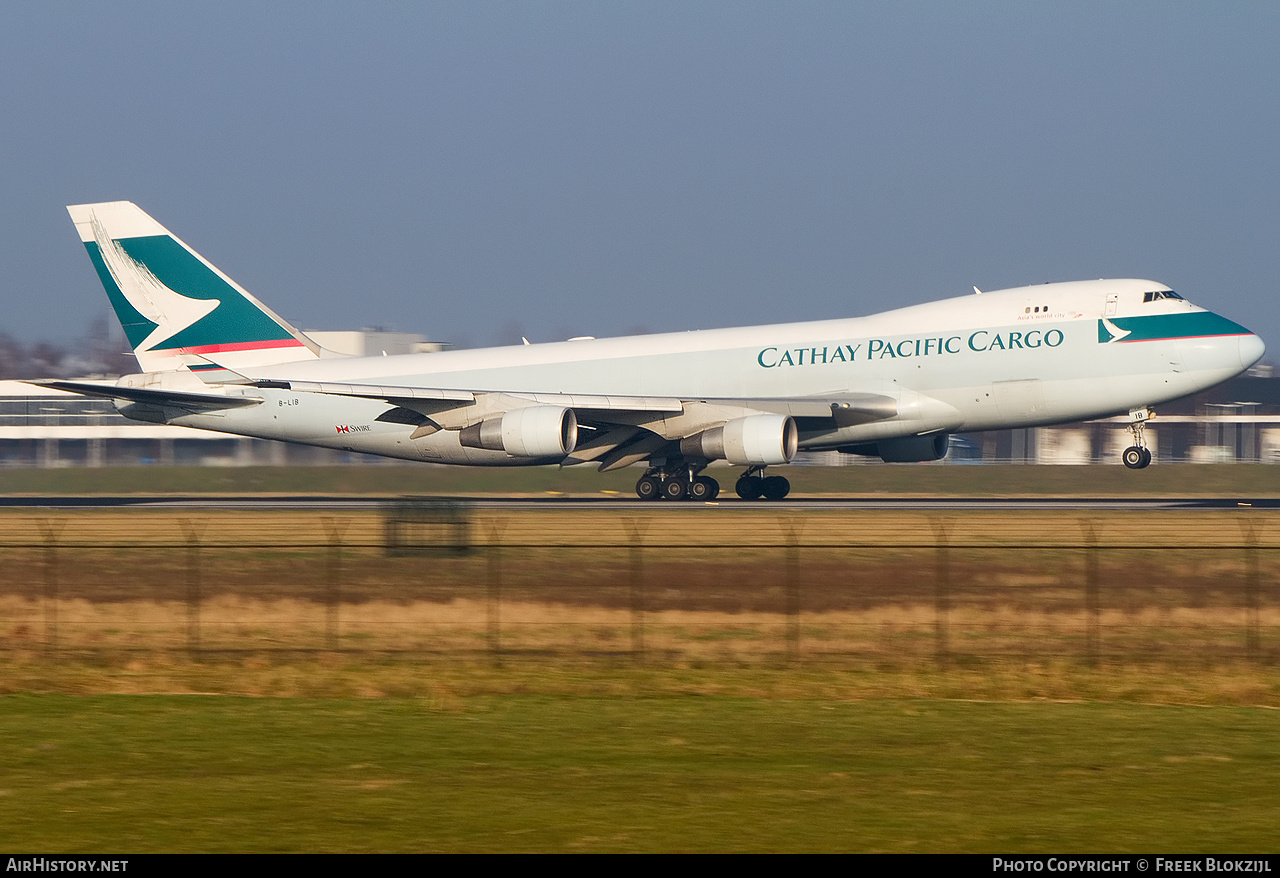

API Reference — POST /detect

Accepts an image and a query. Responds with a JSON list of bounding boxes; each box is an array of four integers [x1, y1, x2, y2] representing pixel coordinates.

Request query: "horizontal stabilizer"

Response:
[[31, 380, 262, 411]]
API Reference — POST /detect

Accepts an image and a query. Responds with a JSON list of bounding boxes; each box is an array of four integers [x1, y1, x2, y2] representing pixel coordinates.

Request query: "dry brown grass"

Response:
[[5, 592, 1277, 665]]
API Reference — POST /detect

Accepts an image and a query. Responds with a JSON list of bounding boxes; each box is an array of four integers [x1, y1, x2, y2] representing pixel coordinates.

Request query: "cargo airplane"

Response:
[[39, 201, 1265, 500]]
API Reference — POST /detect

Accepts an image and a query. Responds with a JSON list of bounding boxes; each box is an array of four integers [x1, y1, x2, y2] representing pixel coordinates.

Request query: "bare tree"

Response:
[[0, 314, 138, 379], [0, 332, 25, 378]]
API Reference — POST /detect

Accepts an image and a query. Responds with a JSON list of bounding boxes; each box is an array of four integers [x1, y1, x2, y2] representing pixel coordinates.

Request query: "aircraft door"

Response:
[[1104, 294, 1118, 317], [992, 378, 1046, 420]]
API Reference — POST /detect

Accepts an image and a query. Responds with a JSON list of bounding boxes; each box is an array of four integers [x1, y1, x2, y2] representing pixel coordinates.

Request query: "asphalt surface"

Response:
[[0, 495, 1275, 510]]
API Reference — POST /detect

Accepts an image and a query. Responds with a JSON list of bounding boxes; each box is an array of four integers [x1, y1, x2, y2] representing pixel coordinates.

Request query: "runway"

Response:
[[0, 494, 1274, 510]]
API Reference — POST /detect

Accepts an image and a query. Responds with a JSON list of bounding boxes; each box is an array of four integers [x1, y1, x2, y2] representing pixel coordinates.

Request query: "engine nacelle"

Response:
[[458, 406, 578, 458], [839, 432, 949, 463], [680, 414, 799, 465]]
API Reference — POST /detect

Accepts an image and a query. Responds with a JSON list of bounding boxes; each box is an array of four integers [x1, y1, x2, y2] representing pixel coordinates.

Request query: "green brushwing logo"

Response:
[[86, 220, 296, 353], [1098, 313, 1250, 344]]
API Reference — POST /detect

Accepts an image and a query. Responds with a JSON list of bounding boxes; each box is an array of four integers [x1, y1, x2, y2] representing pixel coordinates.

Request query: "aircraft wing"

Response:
[[248, 378, 902, 468], [35, 373, 907, 471], [250, 378, 897, 425], [267, 379, 684, 413], [256, 378, 894, 412], [39, 374, 901, 438], [260, 380, 477, 405]]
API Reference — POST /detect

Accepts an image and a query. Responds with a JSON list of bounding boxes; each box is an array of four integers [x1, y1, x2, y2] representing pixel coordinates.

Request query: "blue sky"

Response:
[[2, 3, 1278, 353]]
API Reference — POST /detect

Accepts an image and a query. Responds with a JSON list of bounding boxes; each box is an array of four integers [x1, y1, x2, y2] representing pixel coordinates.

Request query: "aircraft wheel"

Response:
[[662, 477, 688, 502], [689, 476, 716, 501], [635, 475, 662, 500], [761, 475, 791, 501], [1122, 446, 1145, 469], [1139, 447, 1152, 468], [735, 476, 763, 501]]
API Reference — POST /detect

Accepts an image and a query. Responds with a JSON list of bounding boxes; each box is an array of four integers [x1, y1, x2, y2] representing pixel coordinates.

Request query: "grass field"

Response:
[[1, 692, 1278, 852], [2, 488, 1278, 852]]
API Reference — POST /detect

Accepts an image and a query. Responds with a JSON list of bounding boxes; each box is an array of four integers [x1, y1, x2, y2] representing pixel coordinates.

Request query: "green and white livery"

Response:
[[67, 201, 321, 377], [44, 202, 1265, 500]]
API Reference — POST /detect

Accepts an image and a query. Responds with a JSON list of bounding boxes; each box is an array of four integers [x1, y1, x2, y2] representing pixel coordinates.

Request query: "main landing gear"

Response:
[[634, 467, 721, 502], [1122, 407, 1153, 470], [633, 464, 791, 501], [734, 466, 790, 501]]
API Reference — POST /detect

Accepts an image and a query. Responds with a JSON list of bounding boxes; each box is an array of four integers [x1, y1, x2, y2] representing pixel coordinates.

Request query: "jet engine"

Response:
[[679, 414, 799, 465], [838, 432, 949, 463], [459, 406, 578, 458]]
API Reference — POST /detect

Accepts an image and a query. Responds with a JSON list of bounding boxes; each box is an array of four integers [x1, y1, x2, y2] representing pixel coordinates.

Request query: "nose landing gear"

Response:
[[1122, 408, 1154, 469]]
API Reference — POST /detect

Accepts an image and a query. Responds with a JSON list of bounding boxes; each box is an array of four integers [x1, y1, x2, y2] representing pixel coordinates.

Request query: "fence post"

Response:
[[1083, 520, 1099, 667], [484, 518, 506, 665], [37, 518, 63, 654], [931, 518, 951, 666], [179, 519, 204, 657], [623, 517, 648, 663], [1241, 518, 1260, 662], [323, 517, 349, 651]]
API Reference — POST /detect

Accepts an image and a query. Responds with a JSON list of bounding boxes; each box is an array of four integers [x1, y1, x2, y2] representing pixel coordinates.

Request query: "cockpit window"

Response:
[[1143, 290, 1183, 303]]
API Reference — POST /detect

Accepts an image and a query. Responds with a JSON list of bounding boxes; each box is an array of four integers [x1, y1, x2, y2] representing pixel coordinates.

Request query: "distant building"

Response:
[[1001, 366, 1280, 465], [804, 366, 1280, 466], [0, 380, 384, 467], [303, 331, 445, 358]]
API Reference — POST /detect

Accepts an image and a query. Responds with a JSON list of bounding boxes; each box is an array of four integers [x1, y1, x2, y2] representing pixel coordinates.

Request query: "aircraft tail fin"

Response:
[[67, 201, 321, 376]]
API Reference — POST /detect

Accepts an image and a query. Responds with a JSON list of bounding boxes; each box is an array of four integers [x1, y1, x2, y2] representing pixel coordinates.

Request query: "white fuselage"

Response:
[[160, 279, 1263, 465]]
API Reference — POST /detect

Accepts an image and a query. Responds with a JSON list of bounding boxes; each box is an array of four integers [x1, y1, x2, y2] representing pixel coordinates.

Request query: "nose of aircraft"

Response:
[[1239, 332, 1266, 370]]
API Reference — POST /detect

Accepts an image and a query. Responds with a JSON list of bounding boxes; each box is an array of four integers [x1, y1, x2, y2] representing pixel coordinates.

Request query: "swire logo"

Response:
[[335, 424, 372, 434]]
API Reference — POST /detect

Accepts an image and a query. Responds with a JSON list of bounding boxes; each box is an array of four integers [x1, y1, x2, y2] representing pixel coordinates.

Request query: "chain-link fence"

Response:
[[1, 501, 1276, 666]]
